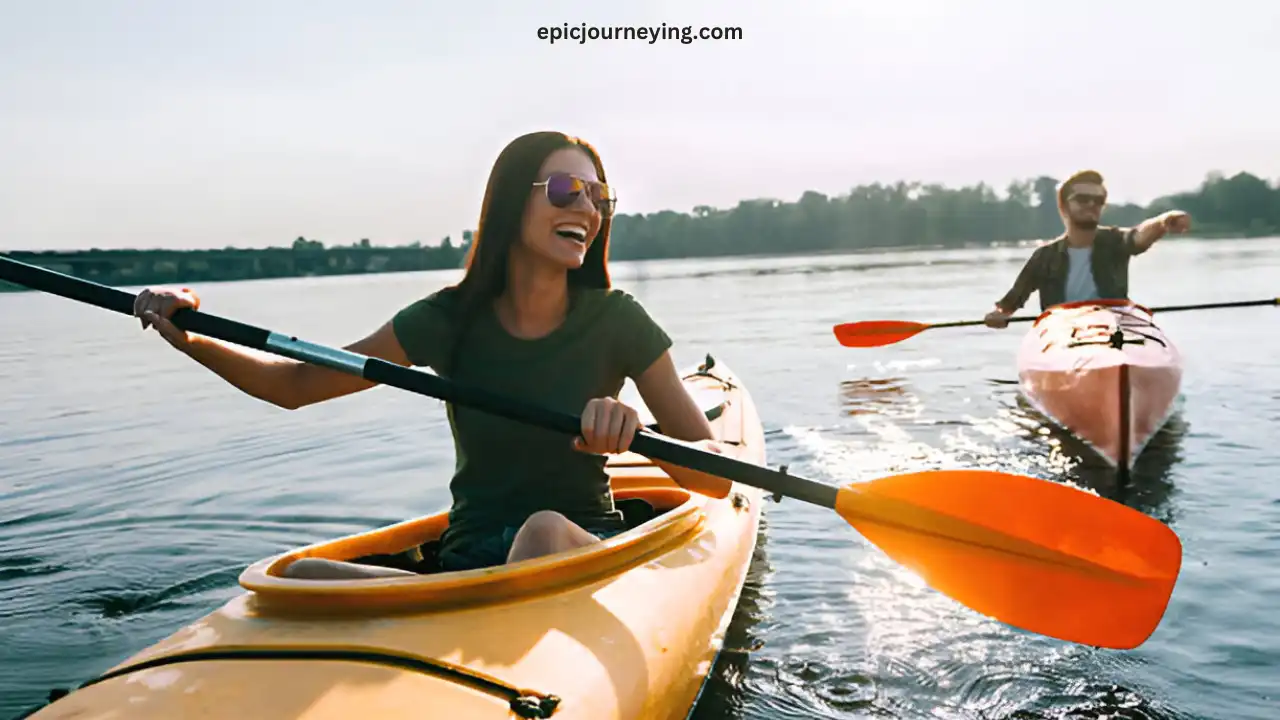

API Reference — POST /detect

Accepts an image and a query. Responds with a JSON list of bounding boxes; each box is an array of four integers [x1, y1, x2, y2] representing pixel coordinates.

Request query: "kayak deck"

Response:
[[22, 355, 768, 720], [1016, 299, 1182, 471]]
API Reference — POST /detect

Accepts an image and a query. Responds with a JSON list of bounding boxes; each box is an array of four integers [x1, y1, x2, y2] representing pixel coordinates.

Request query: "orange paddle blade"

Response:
[[835, 469, 1181, 649], [832, 320, 930, 348]]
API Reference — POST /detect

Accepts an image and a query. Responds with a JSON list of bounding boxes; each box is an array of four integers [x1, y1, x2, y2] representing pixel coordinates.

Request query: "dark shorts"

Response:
[[437, 523, 627, 572]]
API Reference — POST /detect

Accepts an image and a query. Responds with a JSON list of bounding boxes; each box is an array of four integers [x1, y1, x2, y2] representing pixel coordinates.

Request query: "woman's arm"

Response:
[[180, 320, 411, 410], [137, 285, 437, 411], [629, 350, 733, 499], [632, 351, 715, 442]]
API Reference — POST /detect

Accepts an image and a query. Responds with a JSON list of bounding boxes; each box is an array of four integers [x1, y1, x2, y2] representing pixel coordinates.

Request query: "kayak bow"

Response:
[[1017, 300, 1183, 478]]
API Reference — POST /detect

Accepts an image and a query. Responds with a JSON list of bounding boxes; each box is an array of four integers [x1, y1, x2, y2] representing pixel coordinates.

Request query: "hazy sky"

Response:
[[2, 0, 1277, 251]]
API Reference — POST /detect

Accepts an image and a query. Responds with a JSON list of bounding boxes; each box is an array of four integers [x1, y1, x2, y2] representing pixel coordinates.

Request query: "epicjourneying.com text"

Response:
[[538, 23, 744, 45]]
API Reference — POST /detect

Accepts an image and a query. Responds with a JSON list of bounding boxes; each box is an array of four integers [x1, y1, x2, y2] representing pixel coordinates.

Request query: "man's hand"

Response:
[[984, 308, 1012, 328], [1134, 209, 1191, 252], [1161, 210, 1192, 234], [1141, 208, 1187, 251]]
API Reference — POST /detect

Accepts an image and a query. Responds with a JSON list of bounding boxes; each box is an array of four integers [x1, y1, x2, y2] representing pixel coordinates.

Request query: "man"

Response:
[[984, 169, 1192, 328]]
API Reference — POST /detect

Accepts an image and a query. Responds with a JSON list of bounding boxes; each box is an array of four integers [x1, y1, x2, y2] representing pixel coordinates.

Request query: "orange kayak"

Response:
[[23, 356, 766, 720], [1017, 300, 1182, 471]]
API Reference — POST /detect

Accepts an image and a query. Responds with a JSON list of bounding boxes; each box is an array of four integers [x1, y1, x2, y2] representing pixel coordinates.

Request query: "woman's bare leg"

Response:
[[506, 510, 602, 563]]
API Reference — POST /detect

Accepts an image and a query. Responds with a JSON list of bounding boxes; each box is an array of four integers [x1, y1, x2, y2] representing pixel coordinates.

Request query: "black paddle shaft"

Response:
[[950, 297, 1279, 329], [0, 255, 841, 509]]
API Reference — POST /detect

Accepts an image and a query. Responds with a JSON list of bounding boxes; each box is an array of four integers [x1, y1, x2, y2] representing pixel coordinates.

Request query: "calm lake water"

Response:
[[2, 238, 1278, 719]]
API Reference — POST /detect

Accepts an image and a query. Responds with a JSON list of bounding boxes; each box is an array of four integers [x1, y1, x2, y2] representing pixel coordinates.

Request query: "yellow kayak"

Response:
[[25, 356, 767, 720]]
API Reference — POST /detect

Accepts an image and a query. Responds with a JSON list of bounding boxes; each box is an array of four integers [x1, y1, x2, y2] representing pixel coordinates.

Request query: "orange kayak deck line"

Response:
[[25, 356, 768, 720], [1016, 300, 1183, 470]]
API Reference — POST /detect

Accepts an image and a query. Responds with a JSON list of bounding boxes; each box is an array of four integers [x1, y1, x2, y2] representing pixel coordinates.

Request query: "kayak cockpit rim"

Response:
[[237, 485, 719, 615], [1032, 298, 1153, 326]]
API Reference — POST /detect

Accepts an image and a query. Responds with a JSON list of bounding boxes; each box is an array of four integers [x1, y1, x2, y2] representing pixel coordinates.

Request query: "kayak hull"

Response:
[[1016, 300, 1182, 470], [24, 356, 767, 720]]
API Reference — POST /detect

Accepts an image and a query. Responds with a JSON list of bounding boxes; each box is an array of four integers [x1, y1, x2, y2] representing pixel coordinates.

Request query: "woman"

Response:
[[132, 131, 720, 579]]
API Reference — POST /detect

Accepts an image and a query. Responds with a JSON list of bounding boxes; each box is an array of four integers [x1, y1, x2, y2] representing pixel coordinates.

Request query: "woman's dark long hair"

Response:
[[442, 131, 614, 374]]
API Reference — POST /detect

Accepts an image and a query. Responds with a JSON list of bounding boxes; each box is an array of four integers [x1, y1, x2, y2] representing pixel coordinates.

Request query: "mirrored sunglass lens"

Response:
[[546, 174, 582, 206]]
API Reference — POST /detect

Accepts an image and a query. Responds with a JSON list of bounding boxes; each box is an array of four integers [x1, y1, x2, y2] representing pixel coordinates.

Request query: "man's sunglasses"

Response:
[[533, 172, 616, 217], [1068, 193, 1107, 207]]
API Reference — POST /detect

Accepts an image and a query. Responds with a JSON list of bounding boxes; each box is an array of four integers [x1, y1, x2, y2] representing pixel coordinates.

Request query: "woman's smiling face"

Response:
[[518, 146, 606, 270]]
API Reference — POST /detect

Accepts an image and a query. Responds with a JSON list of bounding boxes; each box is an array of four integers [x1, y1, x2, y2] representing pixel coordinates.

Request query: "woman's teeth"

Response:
[[555, 225, 587, 242]]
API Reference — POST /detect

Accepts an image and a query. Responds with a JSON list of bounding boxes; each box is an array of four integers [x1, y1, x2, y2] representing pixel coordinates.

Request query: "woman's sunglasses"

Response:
[[533, 172, 616, 217]]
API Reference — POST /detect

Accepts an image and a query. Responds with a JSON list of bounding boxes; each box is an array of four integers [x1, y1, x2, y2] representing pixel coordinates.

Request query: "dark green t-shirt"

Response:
[[391, 287, 673, 537]]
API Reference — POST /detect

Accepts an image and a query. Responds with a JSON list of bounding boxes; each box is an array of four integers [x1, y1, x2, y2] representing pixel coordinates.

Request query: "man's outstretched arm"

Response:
[[1130, 210, 1192, 254]]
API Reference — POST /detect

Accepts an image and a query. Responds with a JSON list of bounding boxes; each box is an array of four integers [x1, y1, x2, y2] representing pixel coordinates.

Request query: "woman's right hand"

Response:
[[133, 286, 201, 351], [574, 397, 642, 455]]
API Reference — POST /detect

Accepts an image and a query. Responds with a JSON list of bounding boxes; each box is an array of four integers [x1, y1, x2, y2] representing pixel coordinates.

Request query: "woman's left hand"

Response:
[[574, 397, 642, 454]]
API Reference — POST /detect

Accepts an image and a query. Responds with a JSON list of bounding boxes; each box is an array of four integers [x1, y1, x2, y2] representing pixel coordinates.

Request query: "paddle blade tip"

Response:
[[832, 321, 928, 348], [834, 468, 1184, 649]]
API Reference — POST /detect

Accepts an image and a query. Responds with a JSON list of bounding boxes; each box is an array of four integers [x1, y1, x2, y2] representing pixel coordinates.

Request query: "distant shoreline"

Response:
[[5, 166, 1278, 292], [0, 241, 466, 293], [1, 237, 1034, 293], [2, 232, 1271, 294]]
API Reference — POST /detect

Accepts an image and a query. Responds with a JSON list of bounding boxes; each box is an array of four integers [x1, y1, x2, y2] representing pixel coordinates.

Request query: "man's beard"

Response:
[[1070, 217, 1099, 230]]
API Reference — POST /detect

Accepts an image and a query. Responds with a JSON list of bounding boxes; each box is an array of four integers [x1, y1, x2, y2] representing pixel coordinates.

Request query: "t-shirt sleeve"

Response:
[[391, 290, 456, 370], [612, 291, 673, 380]]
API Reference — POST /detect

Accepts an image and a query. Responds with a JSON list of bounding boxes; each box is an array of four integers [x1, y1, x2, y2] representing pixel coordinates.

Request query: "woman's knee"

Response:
[[518, 510, 574, 537], [508, 511, 598, 561]]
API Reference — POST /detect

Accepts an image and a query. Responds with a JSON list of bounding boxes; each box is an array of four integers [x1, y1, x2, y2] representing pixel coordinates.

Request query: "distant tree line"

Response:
[[1, 237, 467, 290], [3, 170, 1276, 291], [597, 170, 1280, 261]]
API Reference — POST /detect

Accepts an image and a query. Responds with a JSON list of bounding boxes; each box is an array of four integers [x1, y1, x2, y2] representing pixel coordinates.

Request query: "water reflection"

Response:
[[757, 369, 1198, 719], [838, 377, 915, 418], [1009, 395, 1187, 523], [689, 515, 775, 720]]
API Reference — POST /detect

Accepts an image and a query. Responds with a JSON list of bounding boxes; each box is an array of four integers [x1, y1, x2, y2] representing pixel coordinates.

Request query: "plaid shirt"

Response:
[[996, 226, 1147, 313]]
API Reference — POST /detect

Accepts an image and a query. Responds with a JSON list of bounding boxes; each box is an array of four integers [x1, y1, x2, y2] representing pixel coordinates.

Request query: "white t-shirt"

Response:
[[1064, 246, 1099, 303]]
